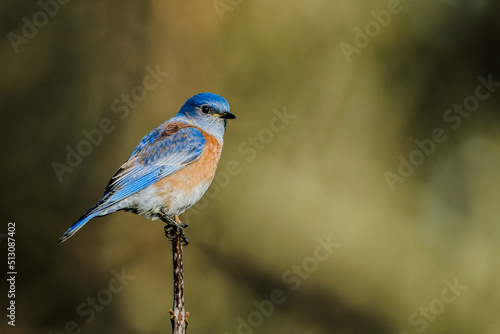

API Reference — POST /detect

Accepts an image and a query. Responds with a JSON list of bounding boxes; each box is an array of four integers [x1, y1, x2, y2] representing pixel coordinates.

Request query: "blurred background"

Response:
[[1, 0, 500, 333]]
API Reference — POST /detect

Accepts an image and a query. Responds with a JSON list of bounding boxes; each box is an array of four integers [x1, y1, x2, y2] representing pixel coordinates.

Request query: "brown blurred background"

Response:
[[2, 1, 500, 333]]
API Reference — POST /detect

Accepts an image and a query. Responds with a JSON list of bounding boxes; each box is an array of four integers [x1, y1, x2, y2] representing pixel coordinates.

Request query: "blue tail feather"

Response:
[[58, 213, 96, 244], [58, 198, 110, 243], [59, 186, 129, 243]]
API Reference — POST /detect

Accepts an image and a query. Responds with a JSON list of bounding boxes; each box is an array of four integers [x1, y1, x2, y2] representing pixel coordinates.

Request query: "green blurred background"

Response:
[[2, 0, 500, 333]]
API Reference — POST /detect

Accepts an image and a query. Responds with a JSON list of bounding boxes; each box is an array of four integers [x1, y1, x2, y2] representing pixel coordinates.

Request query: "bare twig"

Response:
[[170, 232, 188, 334]]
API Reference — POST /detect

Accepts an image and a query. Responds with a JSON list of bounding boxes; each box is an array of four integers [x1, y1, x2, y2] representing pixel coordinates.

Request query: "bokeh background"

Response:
[[2, 1, 500, 333]]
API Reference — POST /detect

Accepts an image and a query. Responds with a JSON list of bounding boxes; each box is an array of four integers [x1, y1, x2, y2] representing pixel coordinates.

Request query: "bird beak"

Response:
[[219, 111, 236, 119]]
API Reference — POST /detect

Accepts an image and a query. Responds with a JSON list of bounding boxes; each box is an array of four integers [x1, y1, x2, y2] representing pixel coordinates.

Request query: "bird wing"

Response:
[[100, 124, 205, 208]]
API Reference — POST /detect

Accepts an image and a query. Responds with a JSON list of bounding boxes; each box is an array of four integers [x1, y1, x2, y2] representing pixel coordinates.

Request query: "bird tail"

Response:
[[58, 214, 96, 244], [58, 199, 107, 244]]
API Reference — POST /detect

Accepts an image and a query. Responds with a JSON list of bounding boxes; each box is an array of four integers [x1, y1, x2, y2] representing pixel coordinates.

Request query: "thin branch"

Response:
[[170, 233, 188, 334]]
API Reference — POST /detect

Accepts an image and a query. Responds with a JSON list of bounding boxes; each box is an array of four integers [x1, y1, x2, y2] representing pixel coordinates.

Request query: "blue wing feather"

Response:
[[101, 125, 205, 206]]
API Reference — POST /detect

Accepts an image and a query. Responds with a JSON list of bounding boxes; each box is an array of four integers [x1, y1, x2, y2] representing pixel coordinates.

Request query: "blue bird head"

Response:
[[174, 93, 235, 142]]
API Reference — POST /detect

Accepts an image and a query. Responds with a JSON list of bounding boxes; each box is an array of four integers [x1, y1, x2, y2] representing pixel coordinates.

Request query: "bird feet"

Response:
[[163, 215, 189, 246]]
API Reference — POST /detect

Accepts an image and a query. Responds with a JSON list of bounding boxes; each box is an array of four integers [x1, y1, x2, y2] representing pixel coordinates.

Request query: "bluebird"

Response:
[[59, 92, 235, 245]]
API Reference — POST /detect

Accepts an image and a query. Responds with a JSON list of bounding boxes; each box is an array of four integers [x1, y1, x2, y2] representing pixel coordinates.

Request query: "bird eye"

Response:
[[201, 105, 210, 114]]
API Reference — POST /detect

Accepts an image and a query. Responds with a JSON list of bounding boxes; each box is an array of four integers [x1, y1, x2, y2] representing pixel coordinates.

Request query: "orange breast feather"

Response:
[[155, 127, 222, 197]]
